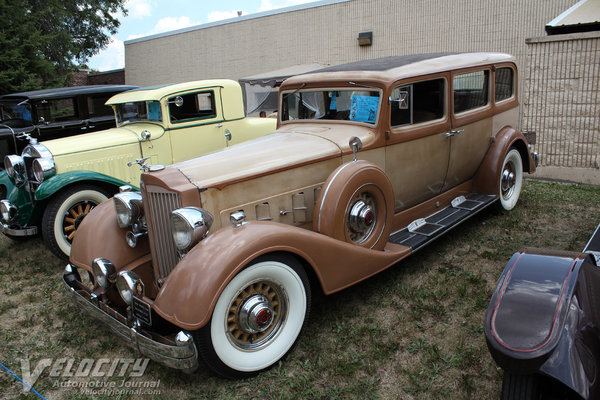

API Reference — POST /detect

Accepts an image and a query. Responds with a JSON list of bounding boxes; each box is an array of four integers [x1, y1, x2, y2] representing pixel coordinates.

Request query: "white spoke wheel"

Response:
[[42, 184, 109, 260], [196, 255, 311, 378], [498, 149, 523, 211]]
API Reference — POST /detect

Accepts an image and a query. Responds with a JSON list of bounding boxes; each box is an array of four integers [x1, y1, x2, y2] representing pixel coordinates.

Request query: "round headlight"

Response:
[[91, 258, 116, 289], [113, 192, 143, 228], [4, 155, 24, 179], [22, 143, 52, 159], [170, 207, 214, 252], [116, 270, 142, 305], [32, 158, 55, 183]]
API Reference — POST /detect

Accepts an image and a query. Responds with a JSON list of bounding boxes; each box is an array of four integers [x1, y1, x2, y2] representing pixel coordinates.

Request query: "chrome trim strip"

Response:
[[62, 270, 198, 372]]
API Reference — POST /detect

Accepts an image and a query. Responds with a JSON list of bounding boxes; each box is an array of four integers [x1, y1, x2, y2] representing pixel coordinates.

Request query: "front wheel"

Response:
[[41, 184, 110, 260], [498, 148, 523, 211], [195, 254, 311, 378]]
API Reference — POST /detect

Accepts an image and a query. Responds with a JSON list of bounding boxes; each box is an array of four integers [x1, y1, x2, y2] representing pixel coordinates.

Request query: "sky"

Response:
[[87, 0, 315, 72]]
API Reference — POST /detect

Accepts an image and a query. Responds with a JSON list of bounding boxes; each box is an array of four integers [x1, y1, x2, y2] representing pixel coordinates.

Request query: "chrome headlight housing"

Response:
[[170, 207, 214, 252], [91, 258, 117, 289], [31, 157, 56, 183], [0, 200, 17, 223], [116, 270, 143, 305], [22, 143, 52, 159], [4, 155, 25, 180], [114, 192, 144, 228]]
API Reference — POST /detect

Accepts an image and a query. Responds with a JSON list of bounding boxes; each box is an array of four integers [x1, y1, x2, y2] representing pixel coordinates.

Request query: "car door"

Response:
[[443, 68, 494, 190], [385, 75, 451, 211], [166, 88, 231, 164]]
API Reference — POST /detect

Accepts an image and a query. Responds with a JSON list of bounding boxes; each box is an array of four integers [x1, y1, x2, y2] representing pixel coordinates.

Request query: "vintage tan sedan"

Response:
[[64, 53, 538, 378]]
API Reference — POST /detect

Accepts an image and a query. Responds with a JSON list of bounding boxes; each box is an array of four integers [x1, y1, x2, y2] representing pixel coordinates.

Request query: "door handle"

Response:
[[445, 129, 464, 137], [225, 128, 232, 146]]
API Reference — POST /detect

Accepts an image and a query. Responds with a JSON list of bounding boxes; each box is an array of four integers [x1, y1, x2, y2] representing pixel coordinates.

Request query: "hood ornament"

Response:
[[127, 157, 164, 172]]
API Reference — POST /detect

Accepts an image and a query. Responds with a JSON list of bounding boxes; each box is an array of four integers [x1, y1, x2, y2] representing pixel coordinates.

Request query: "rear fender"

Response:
[[473, 127, 535, 195], [152, 221, 411, 330], [484, 248, 584, 374]]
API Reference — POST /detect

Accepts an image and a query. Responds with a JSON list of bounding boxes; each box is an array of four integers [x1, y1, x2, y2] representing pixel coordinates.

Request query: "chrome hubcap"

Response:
[[238, 294, 274, 333], [501, 165, 516, 199], [347, 193, 377, 243], [227, 280, 286, 350]]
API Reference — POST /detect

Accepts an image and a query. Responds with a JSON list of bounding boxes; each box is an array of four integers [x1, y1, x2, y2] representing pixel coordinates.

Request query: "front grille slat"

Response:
[[144, 186, 181, 279]]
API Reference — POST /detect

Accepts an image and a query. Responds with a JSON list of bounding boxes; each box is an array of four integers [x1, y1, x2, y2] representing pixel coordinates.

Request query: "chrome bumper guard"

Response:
[[1, 221, 38, 236], [63, 265, 199, 373]]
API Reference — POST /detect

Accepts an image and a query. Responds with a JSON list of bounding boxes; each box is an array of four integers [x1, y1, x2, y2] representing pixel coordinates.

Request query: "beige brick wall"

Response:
[[524, 32, 600, 171], [125, 0, 575, 85]]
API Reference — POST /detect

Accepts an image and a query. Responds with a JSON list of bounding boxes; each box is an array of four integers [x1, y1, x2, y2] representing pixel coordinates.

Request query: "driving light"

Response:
[[22, 143, 53, 159], [116, 270, 142, 305], [91, 258, 116, 289], [114, 192, 143, 228], [0, 200, 17, 223], [170, 207, 214, 252], [32, 157, 56, 183]]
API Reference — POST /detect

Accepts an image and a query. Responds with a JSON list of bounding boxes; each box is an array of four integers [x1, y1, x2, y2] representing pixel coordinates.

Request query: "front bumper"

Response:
[[63, 265, 199, 372], [1, 221, 38, 236]]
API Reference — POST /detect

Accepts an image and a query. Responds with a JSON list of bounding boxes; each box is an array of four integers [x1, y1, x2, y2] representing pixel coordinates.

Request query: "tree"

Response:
[[0, 0, 127, 94]]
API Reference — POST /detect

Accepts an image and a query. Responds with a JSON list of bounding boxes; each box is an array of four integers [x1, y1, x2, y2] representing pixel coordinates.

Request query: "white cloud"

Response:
[[87, 37, 125, 71], [126, 0, 153, 18]]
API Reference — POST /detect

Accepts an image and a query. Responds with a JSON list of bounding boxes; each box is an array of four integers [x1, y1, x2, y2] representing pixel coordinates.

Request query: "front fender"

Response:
[[0, 170, 36, 226], [153, 221, 411, 330], [484, 248, 584, 374], [473, 127, 535, 195], [35, 170, 134, 201]]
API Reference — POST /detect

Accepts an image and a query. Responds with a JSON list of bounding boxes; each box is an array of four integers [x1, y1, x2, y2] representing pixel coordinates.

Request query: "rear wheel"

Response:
[[498, 148, 523, 211], [41, 184, 109, 260], [195, 254, 311, 378]]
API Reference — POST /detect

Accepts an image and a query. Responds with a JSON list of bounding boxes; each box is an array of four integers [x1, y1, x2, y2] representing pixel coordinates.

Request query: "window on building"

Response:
[[453, 70, 489, 114], [495, 67, 514, 102], [390, 78, 445, 127], [169, 91, 216, 123]]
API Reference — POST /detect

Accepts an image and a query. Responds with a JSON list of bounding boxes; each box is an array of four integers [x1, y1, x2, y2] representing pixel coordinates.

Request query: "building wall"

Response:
[[524, 32, 600, 181], [125, 0, 574, 85]]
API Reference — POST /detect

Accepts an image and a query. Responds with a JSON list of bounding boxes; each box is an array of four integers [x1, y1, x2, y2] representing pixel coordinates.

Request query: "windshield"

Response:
[[0, 99, 32, 123], [281, 89, 381, 124], [114, 101, 162, 126]]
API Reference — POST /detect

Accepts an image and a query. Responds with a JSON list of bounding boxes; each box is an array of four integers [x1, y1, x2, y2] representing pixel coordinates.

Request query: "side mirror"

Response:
[[349, 136, 362, 161], [168, 96, 184, 107]]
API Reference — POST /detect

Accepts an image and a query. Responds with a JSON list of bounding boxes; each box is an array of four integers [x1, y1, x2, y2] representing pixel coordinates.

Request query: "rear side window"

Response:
[[169, 91, 216, 123], [390, 78, 445, 127], [36, 98, 77, 123], [453, 70, 489, 114], [495, 67, 514, 102], [88, 95, 116, 117]]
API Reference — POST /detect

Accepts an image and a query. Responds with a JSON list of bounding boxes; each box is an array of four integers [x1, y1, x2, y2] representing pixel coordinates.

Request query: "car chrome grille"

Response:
[[144, 185, 181, 279]]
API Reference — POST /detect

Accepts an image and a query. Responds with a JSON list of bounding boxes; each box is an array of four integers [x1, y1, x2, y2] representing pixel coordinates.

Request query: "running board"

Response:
[[389, 193, 497, 252]]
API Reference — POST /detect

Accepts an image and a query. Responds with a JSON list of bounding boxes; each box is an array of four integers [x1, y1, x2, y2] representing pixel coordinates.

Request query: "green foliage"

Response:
[[0, 0, 127, 94]]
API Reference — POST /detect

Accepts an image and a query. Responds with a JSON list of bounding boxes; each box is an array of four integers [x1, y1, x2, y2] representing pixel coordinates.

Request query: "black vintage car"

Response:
[[484, 224, 600, 399], [0, 84, 138, 162]]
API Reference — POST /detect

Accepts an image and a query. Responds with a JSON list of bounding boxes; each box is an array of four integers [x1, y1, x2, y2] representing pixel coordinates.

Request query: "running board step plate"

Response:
[[389, 193, 496, 251]]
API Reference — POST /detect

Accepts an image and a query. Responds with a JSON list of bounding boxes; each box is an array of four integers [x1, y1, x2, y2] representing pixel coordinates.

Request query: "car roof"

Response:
[[0, 85, 139, 100], [283, 52, 516, 87], [105, 79, 241, 105]]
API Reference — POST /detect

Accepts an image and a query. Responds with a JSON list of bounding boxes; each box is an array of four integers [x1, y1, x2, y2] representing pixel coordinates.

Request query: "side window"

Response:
[[390, 78, 445, 127], [87, 95, 115, 117], [495, 67, 514, 102], [453, 70, 489, 114], [36, 98, 76, 123], [169, 91, 216, 123]]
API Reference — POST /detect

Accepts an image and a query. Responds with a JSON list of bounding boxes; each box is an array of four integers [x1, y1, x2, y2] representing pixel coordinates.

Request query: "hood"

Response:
[[41, 123, 164, 157], [173, 123, 375, 189]]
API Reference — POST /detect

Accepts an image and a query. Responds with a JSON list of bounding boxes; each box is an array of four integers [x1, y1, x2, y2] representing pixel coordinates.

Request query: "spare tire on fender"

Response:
[[314, 160, 394, 250]]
